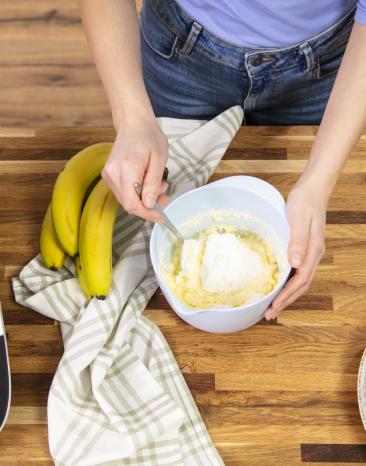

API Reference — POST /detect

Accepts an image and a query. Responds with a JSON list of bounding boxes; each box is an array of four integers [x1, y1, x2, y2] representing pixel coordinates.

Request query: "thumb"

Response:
[[287, 211, 311, 268], [142, 153, 165, 209]]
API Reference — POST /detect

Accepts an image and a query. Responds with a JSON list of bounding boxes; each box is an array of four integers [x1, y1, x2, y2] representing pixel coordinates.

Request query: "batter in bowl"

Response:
[[165, 225, 279, 309]]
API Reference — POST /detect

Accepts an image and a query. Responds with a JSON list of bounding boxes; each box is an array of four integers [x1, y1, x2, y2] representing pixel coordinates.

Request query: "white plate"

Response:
[[357, 347, 366, 430]]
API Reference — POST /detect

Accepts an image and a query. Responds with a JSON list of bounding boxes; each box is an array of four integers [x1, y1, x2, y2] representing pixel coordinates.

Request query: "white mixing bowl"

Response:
[[150, 176, 291, 333]]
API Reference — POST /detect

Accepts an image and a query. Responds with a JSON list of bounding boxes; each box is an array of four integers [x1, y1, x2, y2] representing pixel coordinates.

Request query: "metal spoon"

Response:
[[133, 169, 184, 244], [152, 202, 184, 244]]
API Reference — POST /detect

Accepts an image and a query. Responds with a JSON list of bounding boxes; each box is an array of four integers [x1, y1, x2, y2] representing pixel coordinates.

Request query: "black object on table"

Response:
[[0, 302, 10, 431]]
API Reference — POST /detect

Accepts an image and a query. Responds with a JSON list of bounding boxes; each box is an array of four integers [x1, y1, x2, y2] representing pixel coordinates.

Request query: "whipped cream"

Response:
[[177, 238, 204, 288], [200, 232, 262, 292], [166, 225, 278, 309]]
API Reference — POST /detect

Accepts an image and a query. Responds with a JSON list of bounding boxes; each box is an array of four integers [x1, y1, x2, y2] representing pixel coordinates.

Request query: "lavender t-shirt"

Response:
[[176, 1, 366, 48]]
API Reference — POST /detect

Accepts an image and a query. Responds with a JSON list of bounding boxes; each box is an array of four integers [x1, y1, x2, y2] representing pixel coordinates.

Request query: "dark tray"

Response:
[[0, 303, 10, 431]]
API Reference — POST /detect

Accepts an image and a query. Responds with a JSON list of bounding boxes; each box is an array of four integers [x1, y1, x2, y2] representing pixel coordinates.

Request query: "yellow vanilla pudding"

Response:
[[165, 225, 279, 309]]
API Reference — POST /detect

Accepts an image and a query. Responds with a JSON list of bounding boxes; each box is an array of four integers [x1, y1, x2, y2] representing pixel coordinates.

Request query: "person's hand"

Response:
[[102, 113, 169, 222], [264, 181, 328, 320]]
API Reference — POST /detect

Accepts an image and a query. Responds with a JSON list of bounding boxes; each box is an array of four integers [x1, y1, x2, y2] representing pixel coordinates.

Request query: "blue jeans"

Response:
[[140, 0, 355, 124]]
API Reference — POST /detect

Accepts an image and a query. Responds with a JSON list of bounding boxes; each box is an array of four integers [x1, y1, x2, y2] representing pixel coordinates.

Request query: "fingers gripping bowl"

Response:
[[150, 176, 291, 333]]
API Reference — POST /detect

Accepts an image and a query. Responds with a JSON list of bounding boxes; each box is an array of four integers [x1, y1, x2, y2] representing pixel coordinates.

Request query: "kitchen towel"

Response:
[[12, 105, 244, 466]]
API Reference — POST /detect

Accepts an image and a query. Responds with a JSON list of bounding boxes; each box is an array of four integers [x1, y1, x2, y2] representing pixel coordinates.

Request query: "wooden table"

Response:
[[1, 126, 366, 465]]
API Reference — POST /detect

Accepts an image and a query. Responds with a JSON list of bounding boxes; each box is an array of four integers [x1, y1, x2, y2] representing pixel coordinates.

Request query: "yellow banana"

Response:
[[51, 142, 113, 256], [75, 256, 93, 299], [40, 203, 65, 270], [79, 179, 120, 299]]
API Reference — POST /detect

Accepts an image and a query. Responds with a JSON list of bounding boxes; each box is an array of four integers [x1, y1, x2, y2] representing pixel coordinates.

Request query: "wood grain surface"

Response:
[[0, 126, 366, 465], [0, 0, 142, 128]]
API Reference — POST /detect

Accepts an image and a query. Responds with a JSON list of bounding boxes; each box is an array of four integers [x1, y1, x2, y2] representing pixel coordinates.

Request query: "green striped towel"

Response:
[[12, 105, 243, 466]]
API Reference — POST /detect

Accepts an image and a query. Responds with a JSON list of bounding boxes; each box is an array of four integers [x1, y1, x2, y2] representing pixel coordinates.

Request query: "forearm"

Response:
[[79, 0, 154, 129], [298, 23, 366, 198]]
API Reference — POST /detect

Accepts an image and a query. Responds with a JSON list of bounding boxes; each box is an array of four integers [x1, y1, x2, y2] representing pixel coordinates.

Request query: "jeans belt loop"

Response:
[[180, 21, 203, 56], [299, 41, 315, 72]]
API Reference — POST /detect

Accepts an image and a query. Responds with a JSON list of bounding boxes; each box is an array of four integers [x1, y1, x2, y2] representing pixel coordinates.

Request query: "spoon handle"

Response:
[[133, 167, 169, 197], [153, 203, 184, 242]]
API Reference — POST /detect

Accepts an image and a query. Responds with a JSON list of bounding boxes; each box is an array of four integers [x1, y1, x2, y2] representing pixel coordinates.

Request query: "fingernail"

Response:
[[291, 253, 302, 267], [144, 193, 156, 208]]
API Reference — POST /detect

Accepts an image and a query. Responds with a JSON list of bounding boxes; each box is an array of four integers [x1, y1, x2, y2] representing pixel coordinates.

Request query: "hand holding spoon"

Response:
[[133, 168, 184, 244]]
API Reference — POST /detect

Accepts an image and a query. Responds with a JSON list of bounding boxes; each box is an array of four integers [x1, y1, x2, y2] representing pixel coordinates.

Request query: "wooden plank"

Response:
[[216, 444, 300, 465], [215, 159, 366, 174], [147, 291, 333, 311], [7, 407, 47, 425], [328, 211, 366, 224], [0, 160, 66, 174], [210, 424, 366, 447], [0, 425, 50, 461], [223, 148, 288, 160], [11, 373, 53, 406], [184, 373, 216, 392], [0, 128, 36, 137], [301, 444, 366, 463], [201, 406, 362, 428], [196, 390, 358, 408], [9, 356, 60, 374], [0, 463, 53, 466], [215, 372, 357, 392]]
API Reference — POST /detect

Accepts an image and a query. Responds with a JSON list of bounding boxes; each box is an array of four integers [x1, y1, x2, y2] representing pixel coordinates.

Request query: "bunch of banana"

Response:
[[40, 142, 120, 299]]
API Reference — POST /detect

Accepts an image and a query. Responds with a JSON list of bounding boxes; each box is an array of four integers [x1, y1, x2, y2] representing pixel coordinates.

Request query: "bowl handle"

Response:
[[209, 176, 287, 219]]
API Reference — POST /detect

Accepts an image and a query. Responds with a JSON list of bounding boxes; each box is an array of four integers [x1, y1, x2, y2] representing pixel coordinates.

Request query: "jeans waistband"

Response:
[[149, 0, 356, 70]]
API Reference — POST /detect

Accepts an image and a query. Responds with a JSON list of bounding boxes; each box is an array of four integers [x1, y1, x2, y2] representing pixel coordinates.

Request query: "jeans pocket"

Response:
[[315, 43, 346, 79], [315, 26, 351, 79], [140, 1, 179, 59]]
